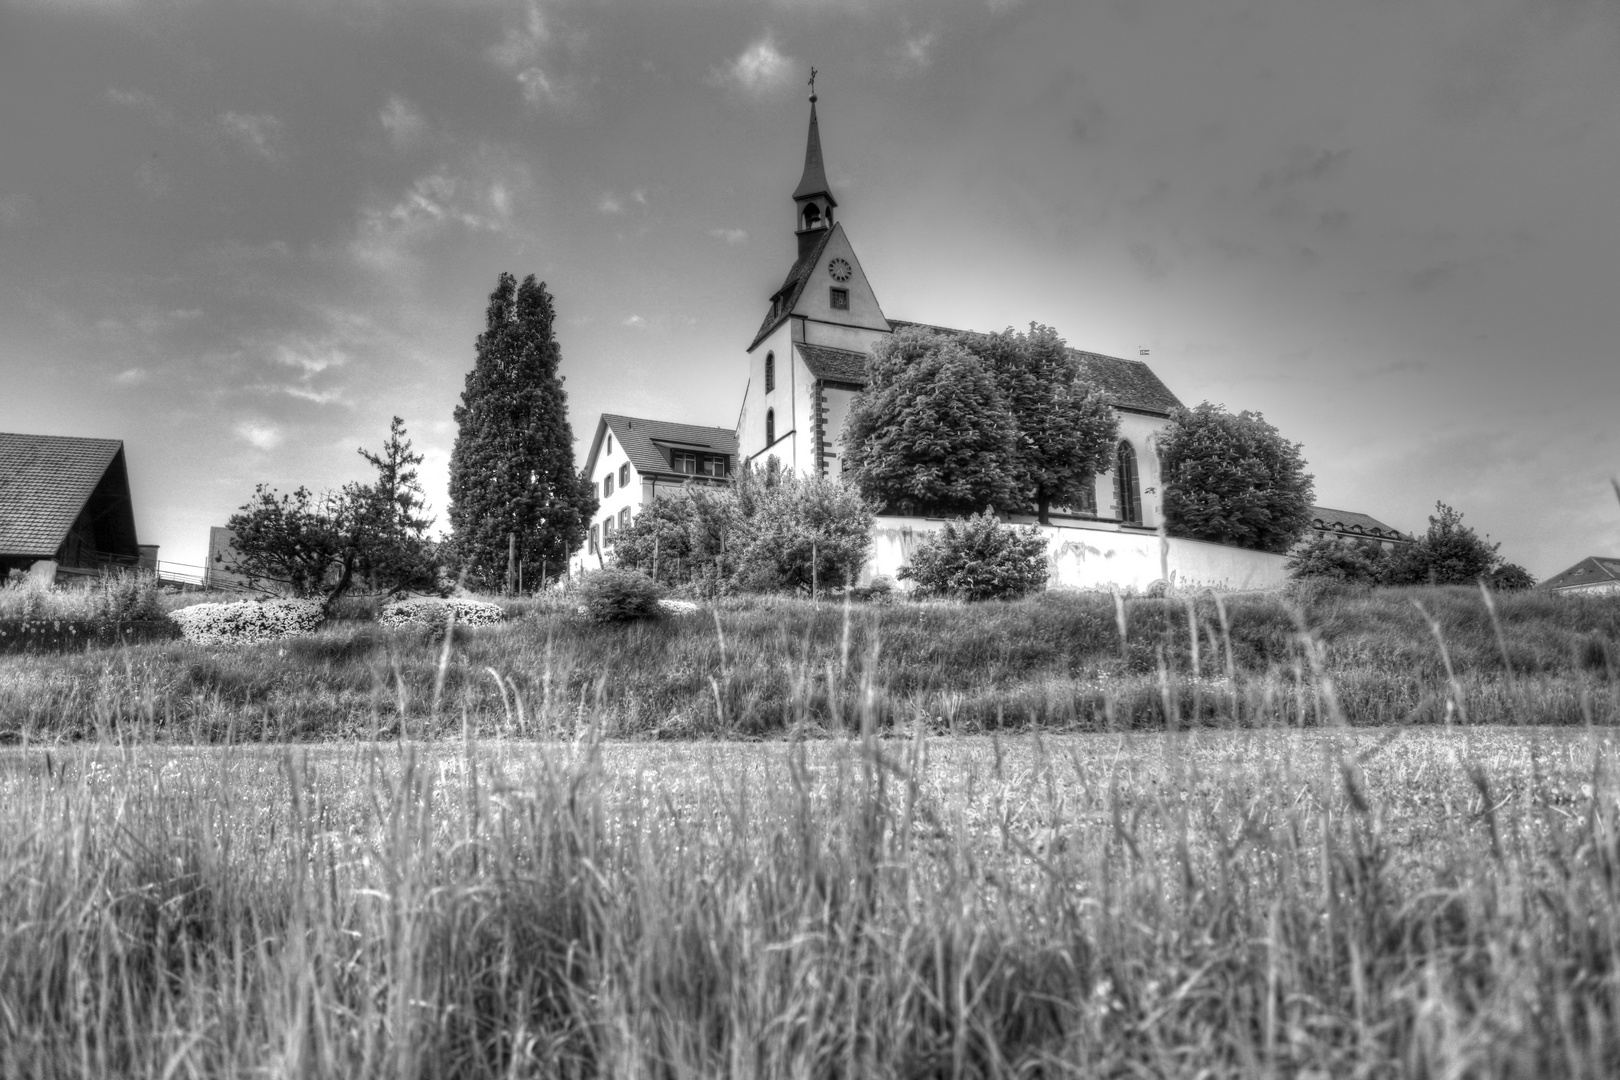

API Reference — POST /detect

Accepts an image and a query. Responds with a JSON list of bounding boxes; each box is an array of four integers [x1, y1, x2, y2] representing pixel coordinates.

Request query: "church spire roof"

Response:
[[792, 75, 833, 203]]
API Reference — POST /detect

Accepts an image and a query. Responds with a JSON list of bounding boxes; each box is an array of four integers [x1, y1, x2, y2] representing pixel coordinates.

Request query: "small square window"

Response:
[[829, 287, 849, 311], [619, 463, 630, 486], [672, 451, 697, 474], [702, 456, 728, 478]]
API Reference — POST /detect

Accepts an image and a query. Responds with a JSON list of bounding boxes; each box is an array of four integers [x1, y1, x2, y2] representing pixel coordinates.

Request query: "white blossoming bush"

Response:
[[660, 598, 702, 617], [169, 599, 325, 646], [378, 597, 505, 631]]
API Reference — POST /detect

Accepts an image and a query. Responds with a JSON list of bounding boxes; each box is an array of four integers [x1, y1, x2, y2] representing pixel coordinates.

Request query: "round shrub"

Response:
[[898, 513, 1049, 601], [170, 599, 324, 646], [378, 597, 505, 631], [578, 568, 664, 623]]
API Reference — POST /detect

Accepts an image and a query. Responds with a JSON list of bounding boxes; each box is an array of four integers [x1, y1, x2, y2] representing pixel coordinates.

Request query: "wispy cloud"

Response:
[[709, 227, 748, 244], [710, 37, 792, 95], [890, 29, 938, 74], [598, 188, 646, 215], [379, 96, 426, 148], [113, 367, 148, 385], [352, 155, 525, 269], [107, 86, 176, 128], [623, 314, 645, 327], [220, 111, 286, 162]]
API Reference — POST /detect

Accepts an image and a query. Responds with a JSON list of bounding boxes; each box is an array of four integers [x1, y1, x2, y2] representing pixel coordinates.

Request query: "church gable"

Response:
[[788, 225, 889, 334]]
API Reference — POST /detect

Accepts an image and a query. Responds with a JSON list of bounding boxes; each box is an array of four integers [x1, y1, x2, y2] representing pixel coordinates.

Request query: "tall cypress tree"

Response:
[[448, 273, 596, 590]]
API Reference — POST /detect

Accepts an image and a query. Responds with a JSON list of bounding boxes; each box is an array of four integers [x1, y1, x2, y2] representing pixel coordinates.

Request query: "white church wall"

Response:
[[739, 323, 794, 466], [862, 516, 1289, 594]]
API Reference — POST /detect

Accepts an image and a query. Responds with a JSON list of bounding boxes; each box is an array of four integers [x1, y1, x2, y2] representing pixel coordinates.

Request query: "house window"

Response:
[[603, 473, 614, 498], [672, 450, 697, 474], [765, 351, 775, 393], [606, 434, 613, 456], [619, 463, 630, 487], [618, 507, 630, 529], [1114, 441, 1142, 525], [701, 456, 728, 478], [766, 409, 775, 445], [602, 517, 616, 547], [589, 524, 599, 553], [829, 287, 849, 311]]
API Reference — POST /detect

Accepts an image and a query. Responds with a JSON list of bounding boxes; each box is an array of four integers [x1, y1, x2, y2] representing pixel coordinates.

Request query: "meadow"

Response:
[[2, 583, 1618, 1076]]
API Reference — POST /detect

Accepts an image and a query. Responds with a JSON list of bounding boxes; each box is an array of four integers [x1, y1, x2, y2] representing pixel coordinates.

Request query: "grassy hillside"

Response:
[[1, 585, 1615, 741]]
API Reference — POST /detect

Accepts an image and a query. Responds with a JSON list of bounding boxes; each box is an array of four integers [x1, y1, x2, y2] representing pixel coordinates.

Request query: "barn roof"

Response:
[[592, 415, 739, 481], [0, 432, 129, 558]]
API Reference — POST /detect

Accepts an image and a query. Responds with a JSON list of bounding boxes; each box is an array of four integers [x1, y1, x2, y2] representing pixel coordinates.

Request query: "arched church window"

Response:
[[766, 408, 775, 446], [765, 352, 775, 393], [1114, 440, 1142, 525]]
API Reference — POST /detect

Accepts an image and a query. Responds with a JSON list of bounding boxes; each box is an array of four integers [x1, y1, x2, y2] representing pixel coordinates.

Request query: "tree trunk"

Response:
[[1037, 494, 1051, 527]]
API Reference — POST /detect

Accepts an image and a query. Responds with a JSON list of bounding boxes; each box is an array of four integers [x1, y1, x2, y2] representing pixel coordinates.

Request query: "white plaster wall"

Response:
[[1099, 412, 1170, 527], [863, 516, 1288, 593], [738, 323, 793, 465]]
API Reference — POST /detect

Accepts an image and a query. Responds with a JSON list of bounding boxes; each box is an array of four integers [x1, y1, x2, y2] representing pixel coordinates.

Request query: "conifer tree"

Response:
[[448, 273, 596, 590]]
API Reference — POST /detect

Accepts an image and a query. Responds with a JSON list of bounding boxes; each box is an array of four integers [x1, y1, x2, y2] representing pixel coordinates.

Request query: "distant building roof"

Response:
[[804, 319, 1184, 417], [0, 432, 130, 559], [1310, 506, 1410, 542], [1541, 556, 1620, 591], [597, 415, 739, 481]]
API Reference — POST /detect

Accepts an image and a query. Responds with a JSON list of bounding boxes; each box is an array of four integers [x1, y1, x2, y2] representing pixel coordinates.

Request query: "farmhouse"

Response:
[[0, 432, 155, 584], [568, 89, 1406, 590], [1540, 556, 1620, 596]]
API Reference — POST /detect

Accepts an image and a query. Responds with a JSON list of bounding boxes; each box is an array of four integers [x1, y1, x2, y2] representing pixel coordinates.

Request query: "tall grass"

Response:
[[2, 727, 1619, 1077], [1, 586, 1615, 740]]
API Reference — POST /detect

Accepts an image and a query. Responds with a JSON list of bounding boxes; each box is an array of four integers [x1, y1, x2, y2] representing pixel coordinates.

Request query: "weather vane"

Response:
[[808, 66, 818, 102]]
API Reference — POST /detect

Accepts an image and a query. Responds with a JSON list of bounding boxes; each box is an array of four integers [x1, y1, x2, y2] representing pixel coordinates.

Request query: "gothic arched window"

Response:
[[1114, 440, 1142, 525], [766, 408, 775, 446], [765, 351, 775, 393]]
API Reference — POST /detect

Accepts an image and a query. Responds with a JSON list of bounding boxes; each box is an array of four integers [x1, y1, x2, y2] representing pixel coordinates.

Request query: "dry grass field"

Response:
[[3, 726, 1620, 1077]]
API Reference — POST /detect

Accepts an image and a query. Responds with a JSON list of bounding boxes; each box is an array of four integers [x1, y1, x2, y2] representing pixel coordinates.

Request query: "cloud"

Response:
[[107, 86, 176, 128], [379, 96, 426, 148], [597, 191, 624, 215], [220, 111, 286, 162], [1257, 147, 1349, 192], [488, 1, 550, 69], [710, 37, 792, 95], [623, 314, 645, 327], [236, 421, 283, 451], [890, 29, 938, 74], [709, 227, 748, 244], [352, 156, 524, 269], [135, 159, 170, 198], [113, 367, 148, 385]]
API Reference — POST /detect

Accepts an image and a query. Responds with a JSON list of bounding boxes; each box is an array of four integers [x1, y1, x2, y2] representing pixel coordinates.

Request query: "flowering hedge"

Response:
[[169, 599, 325, 646], [378, 598, 505, 631], [0, 617, 180, 654]]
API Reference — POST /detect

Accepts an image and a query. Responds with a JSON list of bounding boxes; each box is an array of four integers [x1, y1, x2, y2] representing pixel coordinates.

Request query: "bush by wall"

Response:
[[169, 599, 325, 646], [899, 513, 1049, 600]]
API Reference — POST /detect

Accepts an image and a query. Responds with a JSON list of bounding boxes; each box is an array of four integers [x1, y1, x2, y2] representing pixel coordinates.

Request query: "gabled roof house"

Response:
[[0, 432, 150, 582], [1541, 556, 1620, 595]]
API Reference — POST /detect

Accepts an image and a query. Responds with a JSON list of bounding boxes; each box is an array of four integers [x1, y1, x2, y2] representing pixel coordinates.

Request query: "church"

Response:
[[569, 87, 1397, 588]]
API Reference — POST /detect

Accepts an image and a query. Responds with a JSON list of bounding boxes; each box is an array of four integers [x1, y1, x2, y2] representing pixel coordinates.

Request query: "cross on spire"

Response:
[[808, 66, 817, 102]]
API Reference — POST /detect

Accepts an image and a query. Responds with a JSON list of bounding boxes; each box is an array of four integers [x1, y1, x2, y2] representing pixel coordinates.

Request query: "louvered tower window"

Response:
[[765, 352, 775, 393]]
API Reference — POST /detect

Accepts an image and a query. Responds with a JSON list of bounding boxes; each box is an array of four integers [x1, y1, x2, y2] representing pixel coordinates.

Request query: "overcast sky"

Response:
[[3, 0, 1617, 577]]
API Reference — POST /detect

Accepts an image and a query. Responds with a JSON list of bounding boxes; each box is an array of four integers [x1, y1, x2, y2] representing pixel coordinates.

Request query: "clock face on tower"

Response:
[[827, 257, 852, 282]]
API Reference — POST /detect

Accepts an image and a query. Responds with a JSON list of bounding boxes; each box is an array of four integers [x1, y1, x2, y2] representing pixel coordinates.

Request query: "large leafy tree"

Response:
[[1159, 402, 1316, 553], [965, 324, 1118, 524], [448, 273, 596, 590], [842, 327, 1022, 516], [223, 417, 439, 607]]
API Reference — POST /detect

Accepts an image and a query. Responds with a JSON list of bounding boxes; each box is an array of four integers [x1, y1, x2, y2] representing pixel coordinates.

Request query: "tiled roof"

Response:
[[1310, 506, 1409, 541], [749, 227, 836, 351], [1542, 556, 1620, 590], [0, 432, 125, 557], [881, 319, 1185, 416], [792, 100, 833, 202], [598, 415, 739, 480], [797, 342, 868, 383]]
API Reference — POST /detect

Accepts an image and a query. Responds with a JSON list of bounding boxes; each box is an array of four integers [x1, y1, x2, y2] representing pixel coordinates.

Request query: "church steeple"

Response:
[[792, 69, 836, 259]]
